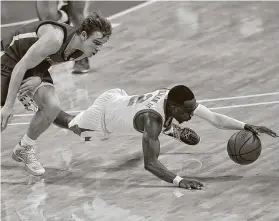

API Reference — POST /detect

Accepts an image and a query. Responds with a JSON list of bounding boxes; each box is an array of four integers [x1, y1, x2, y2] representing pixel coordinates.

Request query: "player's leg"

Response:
[[36, 0, 69, 23], [53, 89, 123, 140], [27, 85, 61, 140], [69, 89, 124, 140], [68, 0, 86, 26], [68, 1, 90, 74], [53, 110, 75, 129], [12, 83, 61, 176]]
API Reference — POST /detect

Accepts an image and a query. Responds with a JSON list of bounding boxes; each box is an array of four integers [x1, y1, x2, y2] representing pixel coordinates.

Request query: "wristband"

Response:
[[173, 175, 183, 186]]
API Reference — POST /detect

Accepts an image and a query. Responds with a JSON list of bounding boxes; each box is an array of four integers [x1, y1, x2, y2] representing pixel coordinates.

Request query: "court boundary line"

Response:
[[0, 0, 156, 28], [1, 19, 39, 28], [199, 92, 279, 102], [8, 100, 279, 126], [208, 100, 279, 110]]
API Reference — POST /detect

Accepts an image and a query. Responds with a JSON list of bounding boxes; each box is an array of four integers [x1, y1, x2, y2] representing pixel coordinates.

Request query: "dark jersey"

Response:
[[1, 20, 83, 67]]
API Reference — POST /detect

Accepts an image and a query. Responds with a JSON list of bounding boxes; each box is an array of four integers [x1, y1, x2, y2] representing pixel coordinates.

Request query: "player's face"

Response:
[[172, 99, 197, 124], [80, 31, 108, 57]]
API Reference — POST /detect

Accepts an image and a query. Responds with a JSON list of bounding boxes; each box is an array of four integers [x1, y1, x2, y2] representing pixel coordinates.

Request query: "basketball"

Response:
[[227, 130, 262, 165]]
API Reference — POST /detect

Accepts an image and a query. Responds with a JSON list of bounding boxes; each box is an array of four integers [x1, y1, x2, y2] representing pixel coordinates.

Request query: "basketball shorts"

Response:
[[1, 52, 54, 107], [68, 88, 127, 138]]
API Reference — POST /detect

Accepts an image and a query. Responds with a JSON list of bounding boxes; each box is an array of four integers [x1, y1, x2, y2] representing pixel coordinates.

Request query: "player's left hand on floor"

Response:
[[244, 124, 278, 138], [179, 179, 203, 190]]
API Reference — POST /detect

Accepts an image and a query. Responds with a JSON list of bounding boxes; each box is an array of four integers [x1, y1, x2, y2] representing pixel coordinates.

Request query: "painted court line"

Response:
[[209, 100, 279, 110], [8, 100, 279, 126], [1, 18, 39, 28], [107, 0, 157, 20], [1, 0, 156, 28], [199, 92, 279, 102]]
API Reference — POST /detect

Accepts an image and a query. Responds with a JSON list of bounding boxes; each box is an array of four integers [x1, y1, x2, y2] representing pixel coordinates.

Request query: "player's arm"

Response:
[[4, 24, 64, 108], [193, 104, 245, 130], [142, 112, 203, 189], [194, 104, 278, 137]]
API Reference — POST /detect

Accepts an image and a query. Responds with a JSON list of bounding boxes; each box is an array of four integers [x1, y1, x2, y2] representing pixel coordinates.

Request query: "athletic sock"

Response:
[[21, 134, 36, 147]]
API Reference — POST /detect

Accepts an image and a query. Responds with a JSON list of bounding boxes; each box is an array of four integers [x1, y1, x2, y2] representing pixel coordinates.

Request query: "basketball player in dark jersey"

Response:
[[1, 12, 112, 175], [36, 0, 91, 74]]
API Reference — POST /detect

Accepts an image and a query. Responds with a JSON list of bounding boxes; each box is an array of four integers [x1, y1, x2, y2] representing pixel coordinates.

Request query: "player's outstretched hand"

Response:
[[19, 76, 42, 96], [179, 179, 203, 190], [244, 124, 278, 138]]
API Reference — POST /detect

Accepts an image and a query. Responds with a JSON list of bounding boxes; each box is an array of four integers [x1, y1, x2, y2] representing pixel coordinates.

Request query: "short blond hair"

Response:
[[76, 12, 112, 38]]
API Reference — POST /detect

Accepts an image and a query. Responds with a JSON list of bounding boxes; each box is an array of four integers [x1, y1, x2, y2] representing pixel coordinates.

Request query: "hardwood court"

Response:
[[1, 1, 279, 220]]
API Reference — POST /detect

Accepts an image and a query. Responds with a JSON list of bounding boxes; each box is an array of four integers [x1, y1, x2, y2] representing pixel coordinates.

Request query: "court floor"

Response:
[[1, 1, 279, 220]]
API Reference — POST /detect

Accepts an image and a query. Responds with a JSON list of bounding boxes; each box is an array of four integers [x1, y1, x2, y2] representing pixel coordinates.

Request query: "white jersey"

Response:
[[69, 88, 169, 136], [69, 88, 247, 139], [105, 89, 169, 134]]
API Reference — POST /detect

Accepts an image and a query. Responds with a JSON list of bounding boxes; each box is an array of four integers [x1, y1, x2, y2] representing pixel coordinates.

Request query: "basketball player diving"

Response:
[[51, 85, 277, 190]]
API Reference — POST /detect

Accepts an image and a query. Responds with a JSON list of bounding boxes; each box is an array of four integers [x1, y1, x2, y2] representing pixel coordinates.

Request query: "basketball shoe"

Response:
[[163, 123, 200, 145], [12, 142, 45, 176]]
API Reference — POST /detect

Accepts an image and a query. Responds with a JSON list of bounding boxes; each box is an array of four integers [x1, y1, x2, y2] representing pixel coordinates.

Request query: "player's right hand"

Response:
[[179, 179, 203, 190], [18, 76, 42, 96], [1, 105, 14, 132], [244, 124, 278, 138]]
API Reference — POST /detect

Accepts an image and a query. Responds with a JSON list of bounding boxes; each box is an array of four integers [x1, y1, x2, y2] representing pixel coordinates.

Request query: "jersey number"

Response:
[[127, 94, 153, 106]]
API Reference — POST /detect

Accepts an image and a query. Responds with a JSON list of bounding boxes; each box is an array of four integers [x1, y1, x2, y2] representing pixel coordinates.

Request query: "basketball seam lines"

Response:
[[233, 132, 240, 163], [228, 144, 261, 156], [238, 144, 261, 162], [227, 138, 233, 156], [238, 134, 253, 156], [240, 142, 261, 156]]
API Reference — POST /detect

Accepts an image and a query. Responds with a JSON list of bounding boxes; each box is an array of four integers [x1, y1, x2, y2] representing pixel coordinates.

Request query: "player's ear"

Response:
[[80, 31, 88, 41]]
